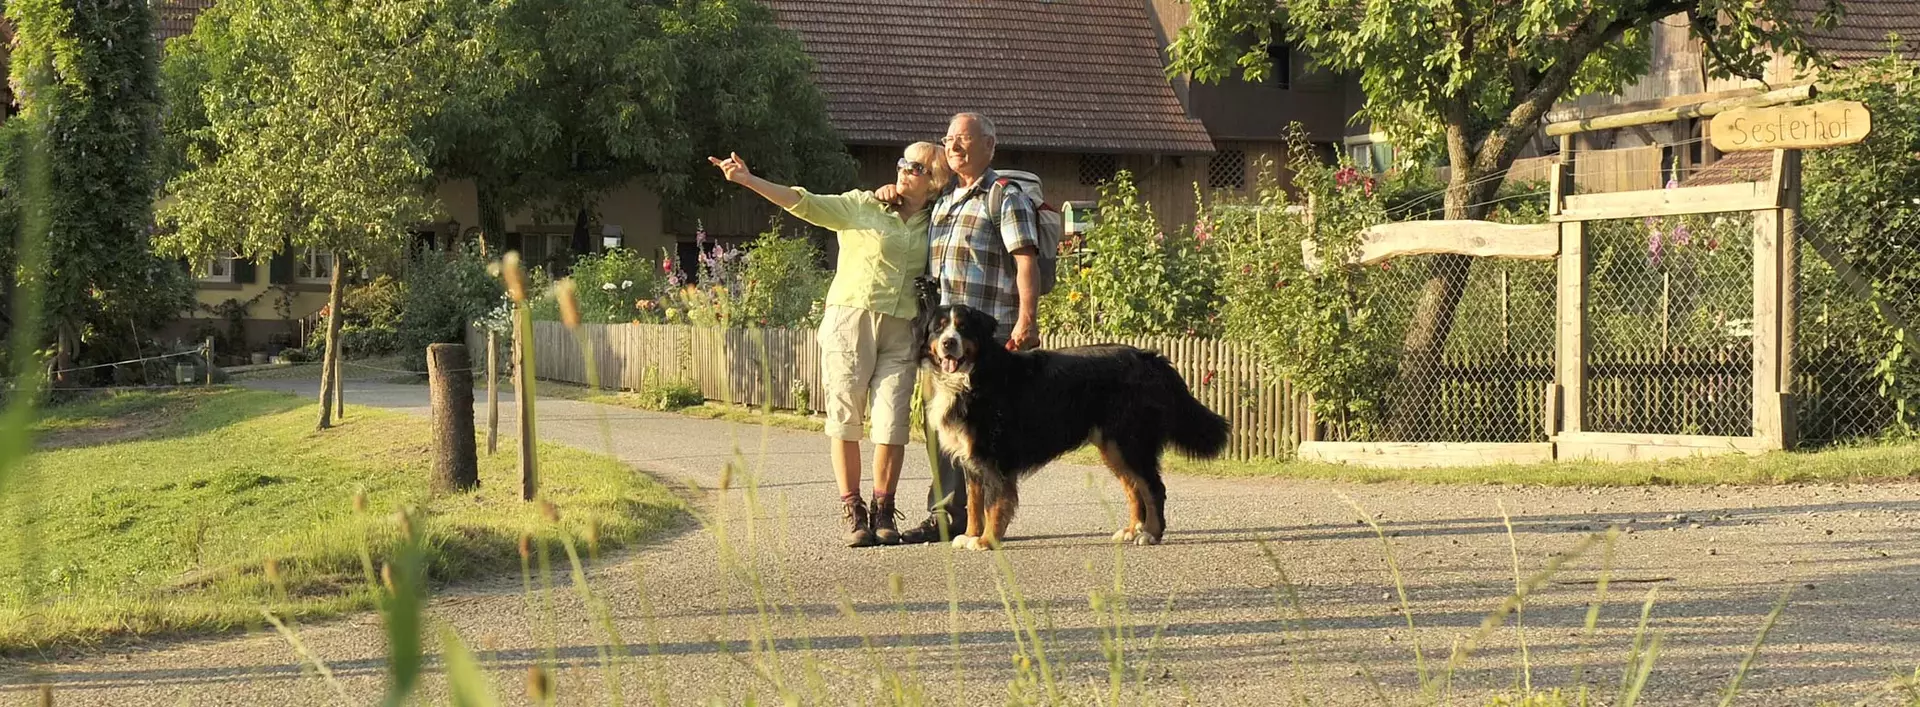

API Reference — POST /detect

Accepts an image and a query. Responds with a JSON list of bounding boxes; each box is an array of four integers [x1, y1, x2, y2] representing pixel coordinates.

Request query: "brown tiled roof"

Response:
[[1800, 0, 1920, 65], [155, 0, 215, 43], [762, 0, 1215, 155], [1686, 150, 1773, 187]]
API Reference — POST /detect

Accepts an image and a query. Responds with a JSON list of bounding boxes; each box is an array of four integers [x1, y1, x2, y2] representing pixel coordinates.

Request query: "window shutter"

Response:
[[234, 258, 257, 284]]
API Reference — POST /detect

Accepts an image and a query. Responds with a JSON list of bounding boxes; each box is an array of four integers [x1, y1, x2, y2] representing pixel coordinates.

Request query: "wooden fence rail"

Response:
[[475, 322, 1300, 461]]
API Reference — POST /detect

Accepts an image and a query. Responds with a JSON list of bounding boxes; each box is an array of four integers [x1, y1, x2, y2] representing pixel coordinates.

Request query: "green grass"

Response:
[[2, 387, 684, 653], [1140, 440, 1920, 486], [554, 378, 1920, 487]]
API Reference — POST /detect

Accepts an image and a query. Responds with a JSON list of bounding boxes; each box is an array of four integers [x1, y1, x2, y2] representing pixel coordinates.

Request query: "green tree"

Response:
[[4, 0, 191, 382], [424, 0, 853, 250], [156, 0, 491, 430], [1169, 0, 1835, 400], [1797, 50, 1920, 430]]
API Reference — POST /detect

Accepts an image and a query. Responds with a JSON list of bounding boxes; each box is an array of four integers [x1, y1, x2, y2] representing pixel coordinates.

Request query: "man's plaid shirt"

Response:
[[928, 169, 1039, 335]]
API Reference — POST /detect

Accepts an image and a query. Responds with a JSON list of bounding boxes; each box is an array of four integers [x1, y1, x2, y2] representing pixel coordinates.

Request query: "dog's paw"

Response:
[[950, 534, 977, 549], [965, 536, 994, 552], [1134, 532, 1163, 547], [1112, 526, 1139, 544]]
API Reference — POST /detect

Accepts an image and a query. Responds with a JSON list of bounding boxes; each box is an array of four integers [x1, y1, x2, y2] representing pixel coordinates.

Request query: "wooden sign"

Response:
[[1710, 100, 1871, 151]]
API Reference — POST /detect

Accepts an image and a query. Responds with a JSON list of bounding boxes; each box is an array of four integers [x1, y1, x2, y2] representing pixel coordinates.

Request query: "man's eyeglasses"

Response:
[[940, 134, 983, 147], [897, 158, 931, 177]]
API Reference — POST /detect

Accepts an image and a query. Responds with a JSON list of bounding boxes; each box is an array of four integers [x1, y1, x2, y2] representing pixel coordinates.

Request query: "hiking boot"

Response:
[[897, 510, 956, 545], [843, 496, 877, 548], [870, 496, 903, 545]]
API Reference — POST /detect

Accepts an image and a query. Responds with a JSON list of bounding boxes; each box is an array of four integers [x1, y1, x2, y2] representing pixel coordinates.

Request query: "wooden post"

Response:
[[1556, 220, 1589, 435], [1751, 148, 1801, 449], [1776, 149, 1802, 449], [204, 337, 214, 385], [514, 317, 537, 500], [486, 330, 499, 455], [332, 340, 345, 418], [427, 343, 479, 492]]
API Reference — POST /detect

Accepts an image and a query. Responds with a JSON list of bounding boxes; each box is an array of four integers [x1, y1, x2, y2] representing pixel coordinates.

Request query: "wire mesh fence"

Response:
[[1339, 254, 1558, 443], [1791, 202, 1920, 446], [1585, 212, 1755, 437]]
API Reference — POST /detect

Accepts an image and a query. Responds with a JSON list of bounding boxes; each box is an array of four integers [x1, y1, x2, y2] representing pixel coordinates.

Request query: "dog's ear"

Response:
[[965, 307, 1000, 339]]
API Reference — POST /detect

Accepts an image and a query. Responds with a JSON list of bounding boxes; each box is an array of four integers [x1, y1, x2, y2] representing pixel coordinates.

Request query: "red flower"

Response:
[[1201, 370, 1216, 386]]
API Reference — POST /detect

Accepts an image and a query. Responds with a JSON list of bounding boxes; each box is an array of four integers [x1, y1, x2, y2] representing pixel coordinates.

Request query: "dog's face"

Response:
[[924, 304, 999, 375]]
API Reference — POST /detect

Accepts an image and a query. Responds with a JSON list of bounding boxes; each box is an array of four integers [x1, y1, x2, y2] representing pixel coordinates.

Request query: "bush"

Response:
[[664, 221, 827, 329], [1800, 52, 1920, 434], [398, 245, 502, 370], [1039, 171, 1219, 337], [562, 248, 670, 324], [1209, 134, 1399, 437], [307, 274, 404, 358]]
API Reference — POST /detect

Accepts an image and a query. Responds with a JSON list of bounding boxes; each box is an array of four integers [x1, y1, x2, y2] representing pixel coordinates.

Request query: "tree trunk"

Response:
[[1386, 167, 1502, 440], [428, 343, 479, 492], [476, 181, 507, 257], [316, 254, 348, 430], [52, 323, 74, 387]]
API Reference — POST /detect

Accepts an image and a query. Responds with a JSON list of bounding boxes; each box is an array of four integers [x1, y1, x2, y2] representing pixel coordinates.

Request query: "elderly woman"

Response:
[[710, 142, 950, 547]]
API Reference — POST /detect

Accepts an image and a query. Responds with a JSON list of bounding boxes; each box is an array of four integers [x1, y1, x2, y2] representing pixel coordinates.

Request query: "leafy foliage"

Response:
[[662, 223, 828, 329], [155, 0, 486, 266], [1209, 144, 1397, 436], [1798, 52, 1920, 433], [398, 246, 505, 370], [1169, 0, 1835, 214], [2, 0, 192, 378], [424, 0, 854, 235], [1039, 171, 1219, 337], [563, 249, 671, 325]]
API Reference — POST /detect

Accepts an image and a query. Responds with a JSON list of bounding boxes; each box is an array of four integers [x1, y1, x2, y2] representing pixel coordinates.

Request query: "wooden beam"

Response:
[[1554, 432, 1776, 462], [1752, 205, 1785, 448], [1545, 84, 1817, 137], [1297, 441, 1555, 468], [1543, 85, 1780, 124], [1553, 181, 1780, 222], [1301, 220, 1559, 271], [1556, 221, 1588, 434]]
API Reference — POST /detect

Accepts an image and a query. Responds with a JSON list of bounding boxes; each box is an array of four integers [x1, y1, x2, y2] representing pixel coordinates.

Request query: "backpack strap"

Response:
[[986, 177, 1009, 226]]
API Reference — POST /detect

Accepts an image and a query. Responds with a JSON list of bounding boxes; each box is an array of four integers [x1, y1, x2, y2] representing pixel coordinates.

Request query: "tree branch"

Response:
[[1474, 0, 1694, 175]]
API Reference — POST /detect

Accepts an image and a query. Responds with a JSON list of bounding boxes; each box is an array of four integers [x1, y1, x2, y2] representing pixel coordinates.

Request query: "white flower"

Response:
[[621, 280, 634, 289], [601, 283, 617, 291]]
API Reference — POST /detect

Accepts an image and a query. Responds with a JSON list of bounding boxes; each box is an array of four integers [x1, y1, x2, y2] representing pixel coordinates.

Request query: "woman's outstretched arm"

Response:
[[709, 152, 800, 209]]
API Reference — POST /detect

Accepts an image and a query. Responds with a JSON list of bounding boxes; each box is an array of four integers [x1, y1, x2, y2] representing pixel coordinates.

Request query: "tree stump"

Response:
[[428, 343, 479, 492]]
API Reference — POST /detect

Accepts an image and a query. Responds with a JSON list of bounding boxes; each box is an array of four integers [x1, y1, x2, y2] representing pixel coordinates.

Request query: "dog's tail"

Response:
[[1144, 352, 1230, 459]]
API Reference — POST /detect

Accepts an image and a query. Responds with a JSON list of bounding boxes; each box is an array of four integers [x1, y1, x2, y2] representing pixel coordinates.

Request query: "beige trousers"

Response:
[[817, 305, 917, 445]]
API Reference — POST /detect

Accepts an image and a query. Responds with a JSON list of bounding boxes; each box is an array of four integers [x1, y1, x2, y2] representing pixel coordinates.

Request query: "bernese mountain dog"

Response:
[[920, 304, 1230, 550]]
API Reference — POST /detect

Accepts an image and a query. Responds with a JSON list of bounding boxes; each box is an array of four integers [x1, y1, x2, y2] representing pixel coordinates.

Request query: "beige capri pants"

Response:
[[817, 305, 917, 446]]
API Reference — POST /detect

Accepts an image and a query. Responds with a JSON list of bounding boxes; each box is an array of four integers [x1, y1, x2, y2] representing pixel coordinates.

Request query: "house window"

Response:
[[1346, 136, 1395, 174], [1265, 35, 1292, 89], [199, 253, 236, 283], [296, 249, 336, 284], [1208, 150, 1247, 190], [1079, 154, 1118, 186]]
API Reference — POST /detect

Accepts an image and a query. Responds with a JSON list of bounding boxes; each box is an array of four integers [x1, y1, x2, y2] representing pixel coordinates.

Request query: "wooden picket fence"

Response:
[[477, 321, 1299, 461]]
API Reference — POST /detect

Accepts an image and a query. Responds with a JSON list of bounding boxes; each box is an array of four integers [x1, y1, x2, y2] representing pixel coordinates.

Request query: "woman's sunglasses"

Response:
[[896, 158, 930, 177]]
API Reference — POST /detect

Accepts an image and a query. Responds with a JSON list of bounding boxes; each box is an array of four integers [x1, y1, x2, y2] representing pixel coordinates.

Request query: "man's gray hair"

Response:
[[952, 112, 996, 139]]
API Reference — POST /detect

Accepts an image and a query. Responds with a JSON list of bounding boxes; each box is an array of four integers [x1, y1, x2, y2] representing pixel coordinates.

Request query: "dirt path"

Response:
[[3, 378, 1917, 705]]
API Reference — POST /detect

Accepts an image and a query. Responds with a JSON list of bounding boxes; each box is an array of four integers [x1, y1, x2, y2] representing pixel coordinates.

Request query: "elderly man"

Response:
[[896, 112, 1044, 544]]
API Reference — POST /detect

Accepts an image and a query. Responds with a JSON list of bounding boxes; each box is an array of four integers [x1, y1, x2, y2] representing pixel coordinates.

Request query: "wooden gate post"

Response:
[[427, 343, 479, 492], [486, 330, 499, 455]]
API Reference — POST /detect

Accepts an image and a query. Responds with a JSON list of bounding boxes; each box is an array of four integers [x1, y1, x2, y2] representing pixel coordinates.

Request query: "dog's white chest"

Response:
[[928, 374, 976, 463]]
